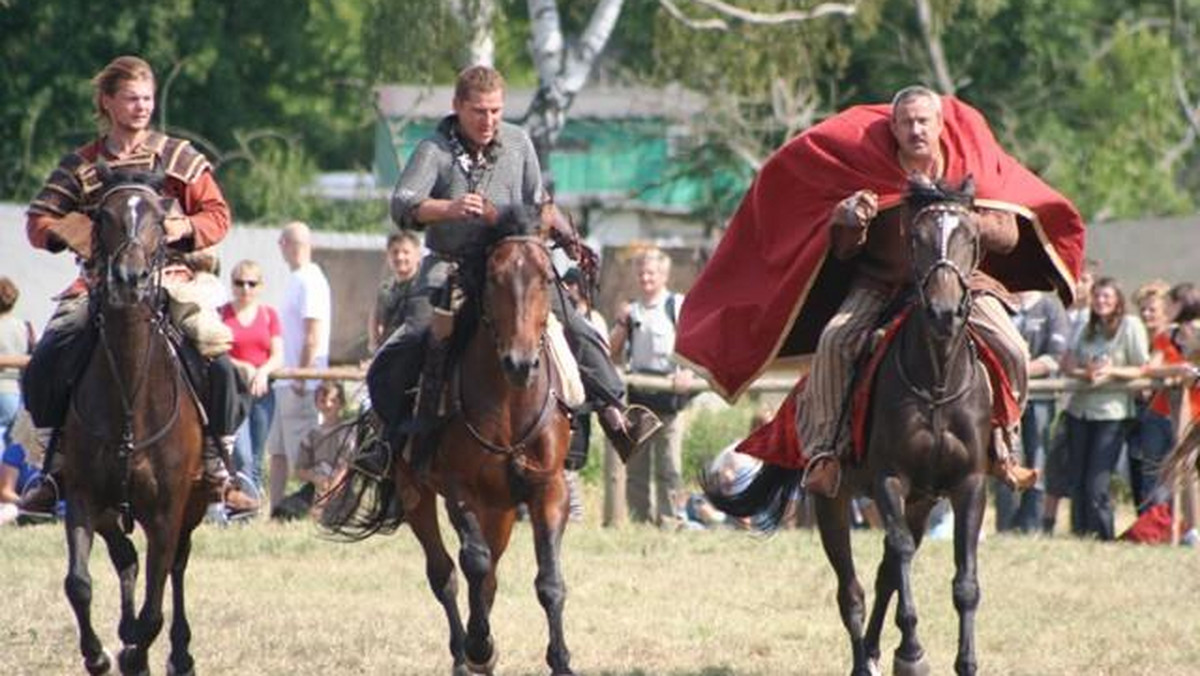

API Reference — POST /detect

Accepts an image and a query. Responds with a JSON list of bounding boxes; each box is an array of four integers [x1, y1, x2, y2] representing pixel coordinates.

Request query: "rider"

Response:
[[675, 85, 1086, 499], [800, 87, 1037, 497], [367, 64, 661, 465], [20, 55, 246, 513]]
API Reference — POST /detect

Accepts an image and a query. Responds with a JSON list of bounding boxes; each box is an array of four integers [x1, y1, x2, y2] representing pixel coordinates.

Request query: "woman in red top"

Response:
[[220, 260, 283, 491]]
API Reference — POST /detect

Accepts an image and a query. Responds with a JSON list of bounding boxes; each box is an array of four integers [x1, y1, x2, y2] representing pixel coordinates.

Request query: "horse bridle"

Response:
[[460, 235, 561, 456], [74, 183, 180, 531], [898, 201, 982, 404], [908, 202, 981, 321]]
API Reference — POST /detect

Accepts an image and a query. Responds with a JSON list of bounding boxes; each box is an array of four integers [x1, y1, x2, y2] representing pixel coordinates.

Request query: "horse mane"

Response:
[[94, 162, 167, 195], [905, 175, 976, 213], [493, 204, 542, 239]]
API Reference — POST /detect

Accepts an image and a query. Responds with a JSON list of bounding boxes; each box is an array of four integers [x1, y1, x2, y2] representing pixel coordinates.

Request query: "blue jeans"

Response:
[[0, 390, 20, 445], [233, 391, 275, 489], [1065, 414, 1126, 541], [995, 401, 1053, 533], [1130, 409, 1173, 511]]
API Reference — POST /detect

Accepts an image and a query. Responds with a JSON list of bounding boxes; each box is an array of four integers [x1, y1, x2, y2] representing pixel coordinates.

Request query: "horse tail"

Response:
[[1160, 419, 1200, 496], [700, 462, 801, 533], [318, 413, 407, 541]]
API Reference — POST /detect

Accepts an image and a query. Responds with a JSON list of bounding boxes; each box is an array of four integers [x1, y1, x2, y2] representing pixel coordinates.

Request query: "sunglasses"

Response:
[[233, 279, 260, 289]]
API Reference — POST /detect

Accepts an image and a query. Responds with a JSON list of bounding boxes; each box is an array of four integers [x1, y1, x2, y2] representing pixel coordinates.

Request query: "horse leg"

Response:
[[166, 530, 197, 676], [814, 494, 875, 676], [528, 474, 574, 676], [873, 474, 928, 676], [406, 479, 470, 675], [446, 499, 514, 675], [97, 522, 140, 650], [64, 497, 113, 676], [864, 498, 936, 666], [949, 476, 985, 676], [120, 514, 180, 676]]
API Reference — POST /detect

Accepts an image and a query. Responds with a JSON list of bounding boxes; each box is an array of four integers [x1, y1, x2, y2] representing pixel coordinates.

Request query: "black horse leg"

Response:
[[447, 499, 498, 673], [529, 475, 574, 676], [167, 532, 196, 676], [120, 516, 178, 676], [949, 475, 985, 676], [406, 479, 469, 674], [815, 493, 874, 676], [98, 522, 140, 649], [64, 497, 112, 676], [864, 497, 936, 664], [874, 474, 928, 675]]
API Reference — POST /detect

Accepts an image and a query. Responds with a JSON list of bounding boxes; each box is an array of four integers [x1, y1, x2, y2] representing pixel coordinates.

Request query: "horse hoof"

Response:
[[166, 659, 196, 676], [452, 664, 472, 676], [466, 646, 499, 675], [866, 656, 883, 676], [84, 649, 113, 675], [117, 646, 149, 676], [893, 652, 931, 676]]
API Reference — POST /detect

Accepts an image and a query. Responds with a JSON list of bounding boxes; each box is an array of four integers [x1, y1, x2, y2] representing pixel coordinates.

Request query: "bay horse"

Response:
[[60, 168, 210, 676], [708, 177, 993, 676], [325, 204, 576, 675]]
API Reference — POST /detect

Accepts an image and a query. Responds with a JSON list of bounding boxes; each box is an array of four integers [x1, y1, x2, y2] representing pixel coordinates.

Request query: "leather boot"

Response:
[[202, 435, 232, 487], [18, 428, 62, 517], [803, 452, 842, 499], [989, 426, 1038, 490], [410, 336, 451, 471], [598, 404, 662, 463]]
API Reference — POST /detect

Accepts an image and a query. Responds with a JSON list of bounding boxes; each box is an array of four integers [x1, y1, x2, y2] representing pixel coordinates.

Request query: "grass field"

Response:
[[3, 487, 1199, 676]]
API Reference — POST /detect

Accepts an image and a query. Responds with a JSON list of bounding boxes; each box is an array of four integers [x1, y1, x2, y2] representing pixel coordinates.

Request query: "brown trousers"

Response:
[[796, 285, 1029, 457]]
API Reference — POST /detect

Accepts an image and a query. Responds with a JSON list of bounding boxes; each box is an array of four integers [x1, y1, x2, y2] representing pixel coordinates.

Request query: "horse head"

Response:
[[91, 164, 171, 308], [483, 206, 555, 387], [905, 175, 980, 340]]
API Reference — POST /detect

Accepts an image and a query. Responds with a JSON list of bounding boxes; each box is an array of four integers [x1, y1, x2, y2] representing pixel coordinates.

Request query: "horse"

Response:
[[58, 168, 211, 676], [707, 177, 994, 676], [324, 204, 576, 676]]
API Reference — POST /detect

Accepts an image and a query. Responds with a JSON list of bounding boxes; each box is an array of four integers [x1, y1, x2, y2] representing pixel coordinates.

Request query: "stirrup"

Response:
[[802, 451, 842, 499], [18, 474, 62, 520]]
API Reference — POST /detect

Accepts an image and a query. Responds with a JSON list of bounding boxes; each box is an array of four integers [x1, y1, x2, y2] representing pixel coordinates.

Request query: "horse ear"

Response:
[[960, 175, 976, 200]]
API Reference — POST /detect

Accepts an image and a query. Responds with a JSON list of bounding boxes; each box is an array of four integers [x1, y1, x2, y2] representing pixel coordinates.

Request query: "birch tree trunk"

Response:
[[523, 0, 625, 175], [450, 0, 497, 66]]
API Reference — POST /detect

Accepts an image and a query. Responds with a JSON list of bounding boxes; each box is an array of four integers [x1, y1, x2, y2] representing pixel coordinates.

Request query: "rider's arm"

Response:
[[976, 208, 1018, 255], [390, 141, 442, 229], [171, 171, 231, 250]]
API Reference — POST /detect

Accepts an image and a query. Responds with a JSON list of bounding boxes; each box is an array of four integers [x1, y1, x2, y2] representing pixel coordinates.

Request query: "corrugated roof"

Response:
[[375, 84, 706, 121]]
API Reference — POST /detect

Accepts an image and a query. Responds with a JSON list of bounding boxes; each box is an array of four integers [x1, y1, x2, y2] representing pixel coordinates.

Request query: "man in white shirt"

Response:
[[267, 221, 331, 509]]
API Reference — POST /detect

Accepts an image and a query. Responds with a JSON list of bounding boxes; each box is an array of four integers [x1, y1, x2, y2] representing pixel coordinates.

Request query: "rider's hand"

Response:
[[162, 201, 193, 243], [450, 193, 487, 221], [835, 190, 878, 228], [47, 212, 95, 259]]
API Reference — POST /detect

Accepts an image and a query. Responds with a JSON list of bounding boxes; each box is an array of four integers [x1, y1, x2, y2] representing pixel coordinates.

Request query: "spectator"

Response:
[[0, 410, 55, 525], [367, 230, 422, 354], [996, 290, 1069, 533], [273, 380, 354, 522], [220, 259, 283, 492], [562, 267, 606, 522], [689, 407, 774, 529], [1043, 259, 1099, 534], [1127, 282, 1179, 512], [267, 221, 331, 510], [1061, 277, 1149, 540], [610, 247, 695, 526], [0, 277, 35, 444]]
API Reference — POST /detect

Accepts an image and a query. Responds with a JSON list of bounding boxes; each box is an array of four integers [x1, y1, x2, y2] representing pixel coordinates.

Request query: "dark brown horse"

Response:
[[60, 169, 210, 676], [708, 178, 992, 676], [325, 205, 575, 675]]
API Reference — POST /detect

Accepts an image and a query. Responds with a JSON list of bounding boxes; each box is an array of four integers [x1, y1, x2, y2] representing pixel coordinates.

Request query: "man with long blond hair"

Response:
[[20, 55, 246, 514]]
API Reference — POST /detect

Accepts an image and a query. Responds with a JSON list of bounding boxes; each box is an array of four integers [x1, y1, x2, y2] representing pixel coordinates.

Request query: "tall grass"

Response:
[[3, 489, 1198, 676]]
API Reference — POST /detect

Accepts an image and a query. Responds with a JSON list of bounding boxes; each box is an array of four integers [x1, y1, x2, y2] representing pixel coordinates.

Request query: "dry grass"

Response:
[[2, 489, 1199, 676]]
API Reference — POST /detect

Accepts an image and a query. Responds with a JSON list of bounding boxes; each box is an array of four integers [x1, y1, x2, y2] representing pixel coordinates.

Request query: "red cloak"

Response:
[[675, 96, 1085, 401]]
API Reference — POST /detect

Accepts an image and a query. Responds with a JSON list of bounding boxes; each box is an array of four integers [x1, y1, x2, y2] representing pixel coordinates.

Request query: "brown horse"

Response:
[[60, 169, 210, 676], [708, 178, 993, 676], [325, 205, 575, 675]]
